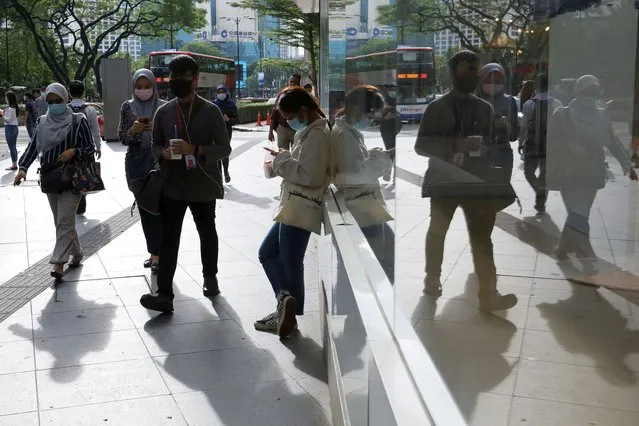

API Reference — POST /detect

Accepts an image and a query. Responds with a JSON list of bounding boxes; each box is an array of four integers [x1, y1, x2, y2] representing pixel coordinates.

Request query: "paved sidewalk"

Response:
[[385, 124, 639, 425], [0, 135, 330, 425]]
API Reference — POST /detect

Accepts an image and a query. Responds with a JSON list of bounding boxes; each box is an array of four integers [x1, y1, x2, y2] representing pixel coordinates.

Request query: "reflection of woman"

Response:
[[2, 91, 20, 171], [14, 83, 96, 279], [118, 69, 166, 273], [549, 75, 637, 260], [332, 85, 395, 280], [518, 80, 535, 111]]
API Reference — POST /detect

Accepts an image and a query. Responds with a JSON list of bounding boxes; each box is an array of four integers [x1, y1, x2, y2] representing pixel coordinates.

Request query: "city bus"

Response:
[[345, 46, 436, 121], [149, 51, 236, 100]]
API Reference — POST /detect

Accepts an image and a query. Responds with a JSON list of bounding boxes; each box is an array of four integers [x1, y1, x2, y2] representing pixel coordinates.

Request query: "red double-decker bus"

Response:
[[148, 51, 236, 100]]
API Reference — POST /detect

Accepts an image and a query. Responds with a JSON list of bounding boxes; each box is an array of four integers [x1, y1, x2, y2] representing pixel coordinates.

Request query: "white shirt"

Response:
[[2, 107, 18, 126], [70, 99, 101, 150]]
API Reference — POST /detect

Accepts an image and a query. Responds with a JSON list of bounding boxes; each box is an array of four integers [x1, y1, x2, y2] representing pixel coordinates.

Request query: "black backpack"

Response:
[[525, 99, 548, 157]]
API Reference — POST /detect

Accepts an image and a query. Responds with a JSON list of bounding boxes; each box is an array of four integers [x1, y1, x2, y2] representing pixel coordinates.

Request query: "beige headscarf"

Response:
[[35, 83, 74, 153]]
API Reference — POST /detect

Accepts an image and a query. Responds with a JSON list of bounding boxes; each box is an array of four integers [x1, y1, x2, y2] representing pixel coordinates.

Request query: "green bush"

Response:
[[238, 102, 274, 124]]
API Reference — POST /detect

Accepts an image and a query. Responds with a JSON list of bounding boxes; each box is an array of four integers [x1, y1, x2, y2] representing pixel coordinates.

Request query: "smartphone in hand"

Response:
[[138, 117, 150, 124]]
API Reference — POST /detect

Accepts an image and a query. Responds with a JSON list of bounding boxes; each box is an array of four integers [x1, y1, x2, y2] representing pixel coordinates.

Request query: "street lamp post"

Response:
[[223, 16, 252, 100], [4, 6, 9, 83]]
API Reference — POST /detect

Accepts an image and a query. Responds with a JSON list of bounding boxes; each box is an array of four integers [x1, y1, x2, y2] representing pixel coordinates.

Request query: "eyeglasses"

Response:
[[46, 99, 65, 105]]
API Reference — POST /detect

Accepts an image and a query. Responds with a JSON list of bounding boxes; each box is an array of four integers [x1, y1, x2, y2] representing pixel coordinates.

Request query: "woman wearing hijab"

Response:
[[118, 68, 166, 274], [212, 85, 238, 183], [13, 83, 96, 279], [548, 75, 637, 262], [477, 63, 519, 178]]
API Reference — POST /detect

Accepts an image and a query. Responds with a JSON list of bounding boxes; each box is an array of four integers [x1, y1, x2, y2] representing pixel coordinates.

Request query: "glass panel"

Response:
[[393, 0, 639, 423]]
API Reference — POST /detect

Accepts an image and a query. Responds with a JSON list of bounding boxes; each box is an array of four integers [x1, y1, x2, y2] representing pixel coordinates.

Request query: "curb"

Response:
[[233, 126, 270, 133]]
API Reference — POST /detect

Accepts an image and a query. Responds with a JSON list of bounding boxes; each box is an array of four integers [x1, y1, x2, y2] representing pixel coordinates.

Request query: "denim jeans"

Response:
[[5, 125, 18, 162], [259, 222, 311, 315]]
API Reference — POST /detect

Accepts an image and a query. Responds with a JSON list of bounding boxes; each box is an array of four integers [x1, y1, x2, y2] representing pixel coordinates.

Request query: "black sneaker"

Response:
[[203, 276, 220, 297], [277, 295, 297, 338], [225, 174, 231, 183], [140, 292, 174, 312]]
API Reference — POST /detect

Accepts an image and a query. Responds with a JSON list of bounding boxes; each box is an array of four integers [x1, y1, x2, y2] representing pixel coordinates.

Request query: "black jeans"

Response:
[[138, 205, 162, 256], [426, 198, 497, 293], [524, 156, 548, 206], [157, 196, 219, 296]]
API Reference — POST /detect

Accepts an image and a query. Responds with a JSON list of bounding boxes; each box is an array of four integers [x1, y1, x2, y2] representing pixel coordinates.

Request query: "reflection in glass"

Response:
[[416, 51, 518, 311], [332, 85, 395, 281]]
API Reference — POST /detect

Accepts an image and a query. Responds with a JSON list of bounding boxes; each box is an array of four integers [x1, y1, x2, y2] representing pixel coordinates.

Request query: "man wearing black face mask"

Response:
[[140, 55, 232, 313], [414, 50, 518, 312]]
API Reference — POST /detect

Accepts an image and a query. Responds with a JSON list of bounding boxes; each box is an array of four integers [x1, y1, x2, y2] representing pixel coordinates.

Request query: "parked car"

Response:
[[87, 102, 105, 140]]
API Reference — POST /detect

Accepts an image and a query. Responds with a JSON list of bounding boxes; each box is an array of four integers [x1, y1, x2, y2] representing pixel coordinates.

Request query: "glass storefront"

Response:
[[321, 0, 639, 423]]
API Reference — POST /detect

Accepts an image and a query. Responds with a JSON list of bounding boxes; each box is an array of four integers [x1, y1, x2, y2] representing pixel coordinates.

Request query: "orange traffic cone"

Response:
[[256, 112, 263, 127], [266, 112, 271, 125]]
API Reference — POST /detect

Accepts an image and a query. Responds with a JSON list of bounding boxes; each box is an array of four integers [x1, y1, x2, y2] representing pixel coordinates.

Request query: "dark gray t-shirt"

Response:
[[152, 95, 231, 202]]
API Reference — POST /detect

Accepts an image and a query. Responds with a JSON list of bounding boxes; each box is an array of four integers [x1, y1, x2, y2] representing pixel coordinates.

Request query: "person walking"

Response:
[[24, 92, 38, 140], [35, 87, 48, 117], [118, 68, 166, 274], [519, 74, 562, 213], [268, 73, 301, 150], [13, 83, 96, 279], [548, 75, 637, 263], [139, 55, 231, 313], [1, 91, 20, 170], [518, 80, 535, 111], [212, 84, 238, 183], [255, 87, 331, 338], [68, 80, 102, 215], [415, 50, 518, 312]]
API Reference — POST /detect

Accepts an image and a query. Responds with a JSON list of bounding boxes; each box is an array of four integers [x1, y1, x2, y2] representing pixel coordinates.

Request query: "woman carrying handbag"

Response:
[[254, 87, 331, 338], [118, 68, 166, 274], [13, 83, 97, 280]]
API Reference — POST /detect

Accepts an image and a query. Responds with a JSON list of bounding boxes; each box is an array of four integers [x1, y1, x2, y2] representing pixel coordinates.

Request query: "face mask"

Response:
[[388, 91, 396, 98], [353, 117, 371, 130], [169, 79, 193, 98], [216, 93, 227, 101], [483, 84, 504, 96], [287, 117, 308, 132], [135, 88, 154, 101], [453, 75, 479, 94], [48, 104, 67, 116], [40, 93, 45, 99]]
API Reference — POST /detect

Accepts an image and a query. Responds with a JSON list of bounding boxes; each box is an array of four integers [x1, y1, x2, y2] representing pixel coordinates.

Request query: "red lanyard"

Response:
[[175, 98, 194, 131]]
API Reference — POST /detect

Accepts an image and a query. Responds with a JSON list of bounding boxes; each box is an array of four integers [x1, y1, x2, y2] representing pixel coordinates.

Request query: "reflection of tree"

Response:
[[378, 0, 533, 52]]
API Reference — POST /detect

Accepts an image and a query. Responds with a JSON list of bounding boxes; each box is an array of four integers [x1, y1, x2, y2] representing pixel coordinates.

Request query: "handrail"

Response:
[[323, 185, 467, 426]]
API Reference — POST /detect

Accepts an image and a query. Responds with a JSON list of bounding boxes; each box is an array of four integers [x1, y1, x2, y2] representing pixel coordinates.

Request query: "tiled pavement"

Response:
[[0, 132, 330, 425], [389, 124, 639, 425]]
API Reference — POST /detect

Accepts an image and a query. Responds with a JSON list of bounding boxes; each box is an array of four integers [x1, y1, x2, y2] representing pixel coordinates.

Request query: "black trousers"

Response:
[[426, 198, 497, 293], [157, 196, 219, 296], [138, 205, 162, 256], [524, 156, 548, 206]]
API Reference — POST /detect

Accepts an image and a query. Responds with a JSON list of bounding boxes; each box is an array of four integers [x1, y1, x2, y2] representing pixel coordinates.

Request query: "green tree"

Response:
[[0, 17, 53, 88], [181, 41, 226, 57], [230, 0, 320, 89], [9, 0, 205, 94]]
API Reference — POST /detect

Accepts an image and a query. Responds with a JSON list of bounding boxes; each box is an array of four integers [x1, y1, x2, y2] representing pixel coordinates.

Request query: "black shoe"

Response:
[[140, 292, 174, 312], [203, 277, 220, 297], [144, 257, 152, 268], [224, 174, 231, 183], [151, 263, 160, 275], [76, 196, 86, 215]]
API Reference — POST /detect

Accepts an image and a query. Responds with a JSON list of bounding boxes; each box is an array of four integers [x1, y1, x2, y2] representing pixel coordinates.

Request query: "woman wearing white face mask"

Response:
[[13, 83, 96, 279], [255, 87, 331, 338], [332, 85, 395, 280], [212, 85, 238, 183], [118, 68, 166, 273]]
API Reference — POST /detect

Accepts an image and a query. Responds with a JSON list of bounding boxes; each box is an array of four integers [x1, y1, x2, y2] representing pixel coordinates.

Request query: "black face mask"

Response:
[[453, 74, 479, 95], [170, 79, 193, 98]]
